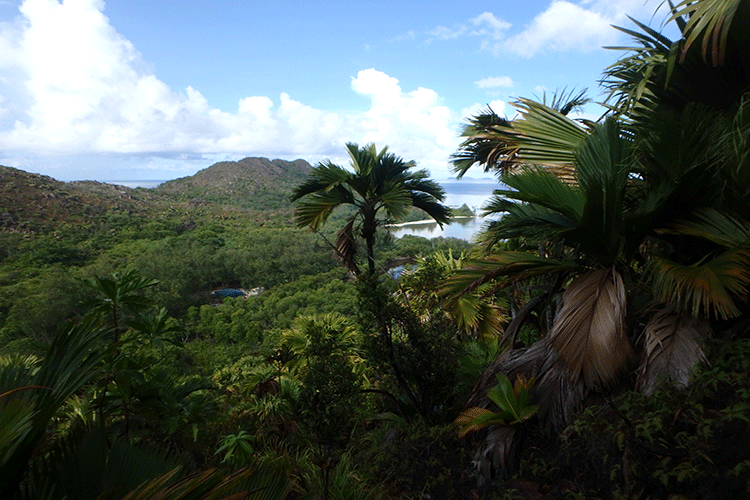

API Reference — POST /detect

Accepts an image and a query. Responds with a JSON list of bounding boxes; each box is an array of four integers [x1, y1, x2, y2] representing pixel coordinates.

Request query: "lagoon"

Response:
[[389, 179, 502, 242]]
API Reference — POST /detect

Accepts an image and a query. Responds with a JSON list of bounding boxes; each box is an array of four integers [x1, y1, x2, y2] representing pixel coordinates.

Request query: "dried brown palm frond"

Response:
[[534, 344, 587, 434], [548, 268, 633, 390], [335, 220, 360, 274], [465, 339, 548, 409], [636, 308, 710, 395], [473, 426, 518, 482]]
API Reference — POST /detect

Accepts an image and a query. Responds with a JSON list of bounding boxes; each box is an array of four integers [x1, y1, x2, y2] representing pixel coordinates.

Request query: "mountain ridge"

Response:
[[0, 157, 313, 232], [154, 157, 312, 208]]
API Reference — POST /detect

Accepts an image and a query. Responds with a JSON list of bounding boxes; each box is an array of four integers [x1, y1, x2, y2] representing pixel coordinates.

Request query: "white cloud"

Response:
[[474, 76, 513, 89], [501, 1, 613, 57], [426, 11, 510, 43], [470, 12, 511, 37], [421, 0, 663, 58], [0, 0, 462, 180], [350, 68, 459, 178]]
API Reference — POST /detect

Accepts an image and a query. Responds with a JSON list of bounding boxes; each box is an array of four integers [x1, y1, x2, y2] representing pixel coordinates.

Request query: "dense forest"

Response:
[[3, 1, 750, 499]]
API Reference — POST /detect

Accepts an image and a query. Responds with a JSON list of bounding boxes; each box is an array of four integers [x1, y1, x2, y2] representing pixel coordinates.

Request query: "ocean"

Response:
[[108, 180, 168, 189], [390, 179, 502, 241]]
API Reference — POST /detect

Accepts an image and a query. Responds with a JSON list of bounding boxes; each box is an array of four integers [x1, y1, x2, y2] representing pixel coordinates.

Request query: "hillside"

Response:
[[0, 157, 312, 233], [0, 166, 161, 233], [155, 157, 312, 209]]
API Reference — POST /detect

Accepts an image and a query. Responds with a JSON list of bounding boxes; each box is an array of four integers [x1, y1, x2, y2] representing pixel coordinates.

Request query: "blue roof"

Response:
[[213, 288, 244, 298]]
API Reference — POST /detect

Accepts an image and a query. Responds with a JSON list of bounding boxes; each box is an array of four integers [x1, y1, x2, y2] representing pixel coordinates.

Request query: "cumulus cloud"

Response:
[[0, 0, 464, 179], [349, 69, 458, 176], [421, 0, 660, 58], [474, 76, 513, 89], [501, 1, 613, 57]]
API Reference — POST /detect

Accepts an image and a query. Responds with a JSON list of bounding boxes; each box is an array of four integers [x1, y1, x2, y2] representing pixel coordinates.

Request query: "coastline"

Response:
[[388, 215, 475, 228]]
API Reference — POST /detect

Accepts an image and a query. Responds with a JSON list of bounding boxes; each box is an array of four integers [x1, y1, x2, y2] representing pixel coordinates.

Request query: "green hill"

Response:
[[155, 157, 312, 209], [0, 157, 312, 232], [0, 166, 160, 233]]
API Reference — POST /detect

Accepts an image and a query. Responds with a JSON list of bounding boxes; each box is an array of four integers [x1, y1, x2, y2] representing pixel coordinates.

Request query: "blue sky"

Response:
[[0, 0, 676, 182]]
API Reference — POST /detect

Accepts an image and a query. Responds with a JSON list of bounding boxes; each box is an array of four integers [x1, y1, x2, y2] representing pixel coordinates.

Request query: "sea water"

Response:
[[390, 179, 502, 241], [108, 180, 167, 189]]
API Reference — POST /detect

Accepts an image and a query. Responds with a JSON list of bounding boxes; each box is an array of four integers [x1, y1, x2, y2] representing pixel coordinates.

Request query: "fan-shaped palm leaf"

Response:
[[451, 107, 517, 178], [671, 0, 744, 65], [496, 167, 584, 222], [668, 208, 750, 247], [0, 317, 107, 497], [637, 308, 710, 395], [648, 247, 750, 319], [507, 99, 589, 166], [442, 252, 580, 299]]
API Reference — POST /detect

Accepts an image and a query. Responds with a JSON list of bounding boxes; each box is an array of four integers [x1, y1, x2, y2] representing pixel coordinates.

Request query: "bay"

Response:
[[390, 179, 502, 241], [109, 180, 167, 188]]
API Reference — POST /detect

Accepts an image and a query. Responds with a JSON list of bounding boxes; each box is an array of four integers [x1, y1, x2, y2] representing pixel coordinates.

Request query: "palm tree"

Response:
[[448, 0, 750, 478], [400, 250, 506, 341], [291, 142, 451, 276]]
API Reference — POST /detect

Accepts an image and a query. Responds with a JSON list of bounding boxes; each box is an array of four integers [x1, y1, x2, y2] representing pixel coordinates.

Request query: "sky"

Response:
[[0, 0, 678, 183]]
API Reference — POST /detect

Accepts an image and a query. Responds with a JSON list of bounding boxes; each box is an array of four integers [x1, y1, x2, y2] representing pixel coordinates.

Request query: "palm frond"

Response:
[[535, 87, 590, 116], [507, 99, 589, 166], [334, 220, 360, 274], [499, 167, 584, 221], [119, 467, 254, 500], [647, 245, 750, 319], [451, 107, 516, 178], [670, 0, 743, 65], [0, 398, 35, 468], [636, 308, 710, 395], [667, 208, 750, 247], [548, 268, 633, 390], [478, 202, 576, 248], [377, 185, 412, 220], [442, 252, 580, 298], [0, 317, 107, 496], [293, 189, 352, 230], [289, 161, 353, 201], [408, 192, 451, 227], [573, 118, 632, 263]]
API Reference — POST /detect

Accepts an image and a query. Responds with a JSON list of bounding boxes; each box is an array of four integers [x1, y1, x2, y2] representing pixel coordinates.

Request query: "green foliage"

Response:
[[215, 430, 255, 467], [290, 314, 363, 448], [0, 317, 108, 498], [454, 374, 539, 437], [187, 268, 356, 343], [356, 422, 480, 500], [356, 275, 465, 422], [295, 451, 384, 500], [80, 269, 159, 330], [536, 335, 750, 498]]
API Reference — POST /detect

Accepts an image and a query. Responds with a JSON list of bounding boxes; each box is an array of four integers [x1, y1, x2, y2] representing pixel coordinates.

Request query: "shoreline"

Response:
[[388, 215, 475, 228]]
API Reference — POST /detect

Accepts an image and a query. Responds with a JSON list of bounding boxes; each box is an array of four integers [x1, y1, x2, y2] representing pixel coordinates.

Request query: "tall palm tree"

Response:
[[448, 0, 750, 477], [291, 143, 451, 276]]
